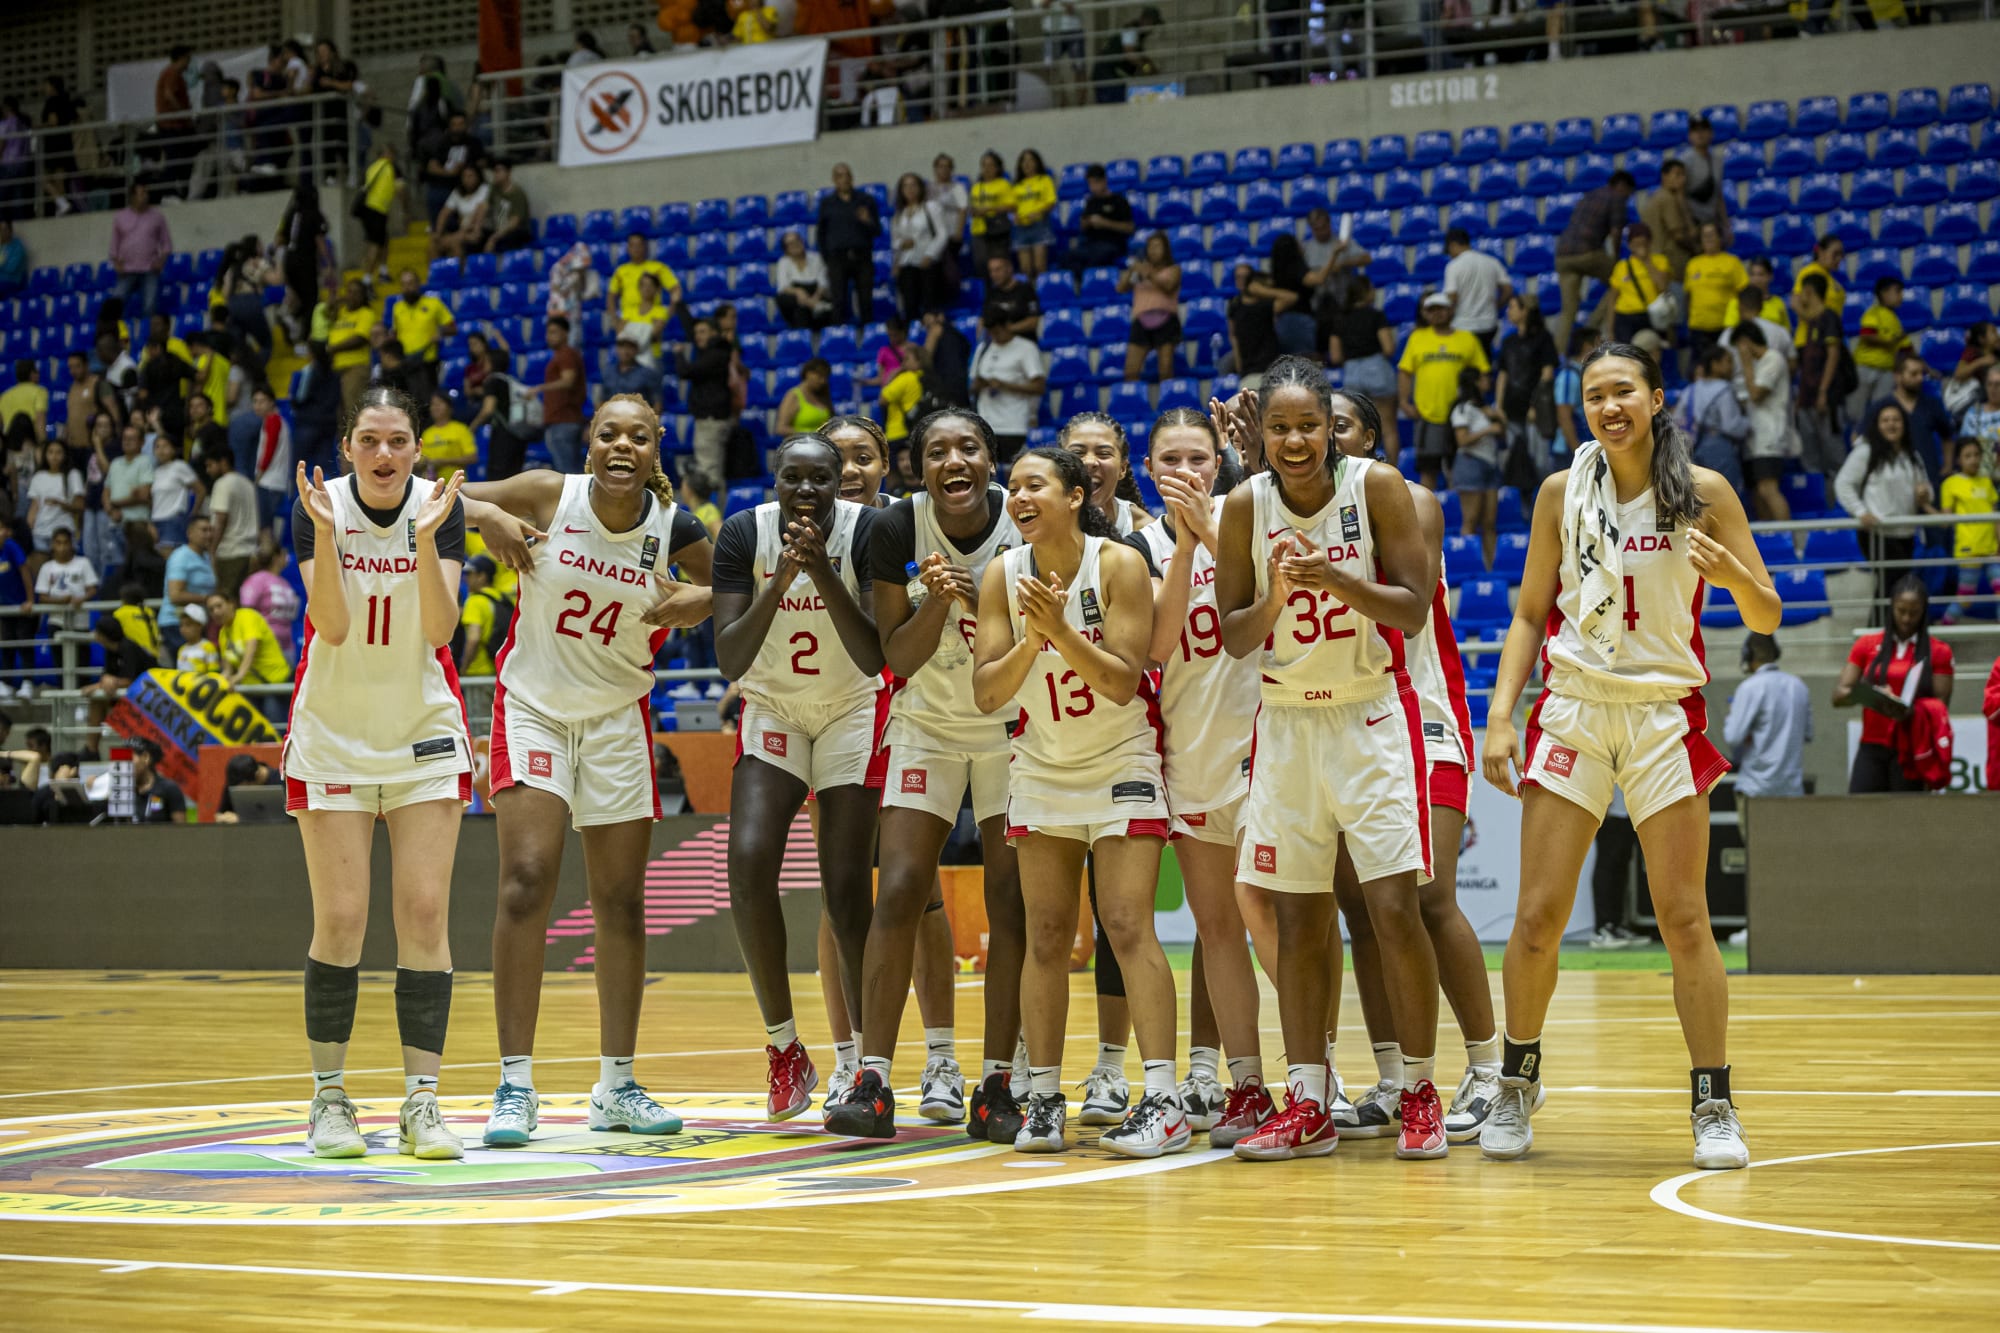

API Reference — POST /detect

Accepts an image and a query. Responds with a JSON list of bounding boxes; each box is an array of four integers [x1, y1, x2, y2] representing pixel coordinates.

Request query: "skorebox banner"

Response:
[[560, 40, 829, 168]]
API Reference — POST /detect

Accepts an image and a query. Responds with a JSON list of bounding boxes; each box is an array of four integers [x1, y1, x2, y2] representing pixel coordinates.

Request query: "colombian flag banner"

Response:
[[106, 670, 280, 786]]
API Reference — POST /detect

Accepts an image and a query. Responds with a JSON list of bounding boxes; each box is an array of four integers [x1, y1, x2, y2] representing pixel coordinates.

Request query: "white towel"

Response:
[[1564, 440, 1628, 666]]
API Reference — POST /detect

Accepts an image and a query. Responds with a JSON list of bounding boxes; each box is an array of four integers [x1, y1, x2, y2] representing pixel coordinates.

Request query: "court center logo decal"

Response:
[[0, 1094, 1219, 1226]]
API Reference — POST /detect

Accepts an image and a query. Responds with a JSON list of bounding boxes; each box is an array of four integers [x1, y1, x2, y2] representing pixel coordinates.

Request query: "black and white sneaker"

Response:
[[917, 1055, 965, 1123], [821, 1070, 896, 1139], [1014, 1092, 1067, 1153], [1178, 1069, 1227, 1133], [1333, 1078, 1400, 1138], [1099, 1092, 1192, 1159], [1078, 1066, 1129, 1126]]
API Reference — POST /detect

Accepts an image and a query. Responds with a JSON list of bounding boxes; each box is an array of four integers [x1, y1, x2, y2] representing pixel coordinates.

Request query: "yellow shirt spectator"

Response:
[[1854, 301, 1909, 371], [328, 303, 377, 372], [1012, 174, 1056, 227], [970, 178, 1015, 236], [1683, 253, 1747, 333], [0, 382, 47, 430], [196, 350, 230, 421], [1723, 289, 1792, 333], [463, 530, 518, 596], [732, 4, 778, 43], [220, 607, 290, 685], [458, 588, 510, 676], [1610, 252, 1673, 316], [113, 603, 163, 660], [362, 154, 398, 214], [610, 260, 679, 324], [1793, 261, 1846, 313], [1398, 326, 1489, 424], [421, 420, 478, 478], [393, 293, 457, 363], [882, 369, 923, 443], [1940, 472, 1999, 560]]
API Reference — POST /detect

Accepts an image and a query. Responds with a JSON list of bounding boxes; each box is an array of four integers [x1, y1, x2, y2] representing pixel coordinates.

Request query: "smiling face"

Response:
[[1006, 454, 1083, 543], [919, 415, 991, 518], [1062, 420, 1126, 508], [1148, 424, 1218, 495], [343, 405, 420, 505], [587, 399, 659, 501], [774, 440, 840, 529], [1581, 354, 1663, 455], [1261, 385, 1331, 483], [1874, 404, 1906, 443], [1328, 394, 1379, 460], [826, 423, 888, 504]]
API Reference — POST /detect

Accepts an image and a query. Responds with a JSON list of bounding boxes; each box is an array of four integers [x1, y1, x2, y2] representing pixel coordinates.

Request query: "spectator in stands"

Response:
[[1608, 223, 1672, 346], [155, 46, 196, 197], [207, 585, 290, 707], [1300, 208, 1369, 321], [1949, 323, 1998, 420], [25, 440, 83, 562], [1450, 366, 1505, 566], [351, 142, 398, 282], [309, 39, 360, 176], [1961, 364, 2000, 476], [202, 446, 260, 598], [418, 111, 486, 229], [1268, 233, 1316, 356], [1672, 114, 1730, 240], [1735, 322, 1796, 522], [679, 468, 722, 536], [456, 555, 511, 678], [418, 391, 477, 480], [1119, 232, 1182, 383], [1722, 255, 1790, 340], [1400, 291, 1490, 491], [479, 159, 533, 253], [1882, 348, 1956, 485], [32, 527, 97, 634], [1068, 163, 1135, 275], [149, 438, 198, 557], [1226, 261, 1286, 391], [0, 515, 29, 694], [680, 317, 737, 482], [1552, 169, 1635, 351], [524, 316, 586, 473], [890, 172, 950, 320], [878, 340, 924, 462], [174, 602, 218, 672], [1938, 437, 1999, 624], [1793, 273, 1853, 478], [30, 750, 92, 825], [1853, 276, 1914, 419], [213, 753, 282, 823], [109, 184, 173, 322], [600, 332, 665, 413], [1837, 399, 1936, 617], [239, 537, 299, 666], [1679, 342, 1750, 496], [470, 347, 526, 479], [1682, 222, 1745, 367], [1723, 632, 1810, 870], [773, 231, 833, 330], [776, 358, 834, 436], [373, 339, 418, 402], [1835, 575, 1953, 792], [0, 220, 25, 297], [971, 310, 1045, 464], [245, 385, 290, 539], [105, 422, 157, 589], [137, 327, 196, 445], [1493, 293, 1558, 477], [1639, 159, 1699, 280], [970, 151, 1015, 281], [921, 308, 972, 407], [608, 233, 684, 335], [1010, 149, 1057, 280], [392, 269, 457, 409], [275, 181, 329, 348], [817, 162, 880, 326], [123, 739, 186, 823], [982, 253, 1041, 340], [1793, 234, 1847, 317], [1442, 228, 1511, 354], [290, 341, 343, 480], [1324, 275, 1399, 458], [110, 582, 162, 662], [0, 361, 45, 442], [82, 617, 157, 755], [431, 163, 490, 261], [328, 278, 378, 416]]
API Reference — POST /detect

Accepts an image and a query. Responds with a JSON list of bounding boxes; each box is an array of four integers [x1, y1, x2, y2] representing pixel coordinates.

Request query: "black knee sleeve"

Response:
[[923, 897, 946, 914], [303, 957, 360, 1045], [393, 968, 453, 1056], [1088, 866, 1125, 999]]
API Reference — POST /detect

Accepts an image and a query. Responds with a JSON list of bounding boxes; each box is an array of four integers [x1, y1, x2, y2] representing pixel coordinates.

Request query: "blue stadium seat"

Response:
[[770, 190, 813, 227], [687, 266, 730, 300], [731, 194, 770, 228], [1847, 91, 1891, 132], [427, 257, 463, 289], [1967, 240, 2000, 284], [1241, 179, 1284, 220], [1380, 168, 1425, 208], [1492, 197, 1539, 238], [495, 282, 535, 316], [1504, 121, 1550, 161], [161, 253, 195, 286], [1598, 112, 1641, 153], [1444, 534, 1485, 584], [1699, 103, 1741, 143], [1894, 87, 1941, 129], [1904, 164, 1951, 206], [1766, 135, 1816, 177], [1741, 99, 1790, 142], [735, 301, 772, 334], [690, 232, 730, 265], [1474, 163, 1520, 202], [1321, 139, 1364, 176], [655, 201, 692, 236], [1178, 264, 1215, 299], [1206, 221, 1252, 259], [1412, 130, 1455, 168], [1044, 344, 1089, 389], [1898, 287, 1932, 333], [1873, 127, 1921, 170], [1542, 192, 1581, 234], [1522, 156, 1567, 196], [1456, 126, 1504, 166], [1827, 207, 1873, 250], [463, 252, 500, 286], [1792, 95, 1839, 136], [1700, 584, 1742, 629], [1876, 205, 1927, 248], [1941, 283, 1994, 327], [1645, 108, 1689, 149], [1512, 236, 1555, 276], [580, 209, 619, 243], [1107, 381, 1153, 423], [1820, 131, 1868, 173], [1228, 147, 1272, 183], [1740, 178, 1790, 219], [1365, 249, 1408, 284], [1950, 160, 2000, 202], [1149, 189, 1196, 226], [1926, 123, 1974, 166], [1570, 152, 1614, 192], [1851, 248, 1904, 288], [1795, 173, 1844, 214], [1157, 376, 1202, 410], [499, 249, 541, 283], [690, 197, 729, 230], [1078, 266, 1121, 304], [1195, 184, 1237, 224], [733, 231, 776, 265], [1166, 223, 1207, 259], [1411, 242, 1448, 284], [1365, 134, 1409, 173], [453, 288, 494, 321], [1107, 159, 1142, 192], [1185, 150, 1227, 187], [1945, 82, 1994, 125], [1932, 201, 1981, 244], [1847, 169, 1895, 209], [1454, 578, 1512, 636], [1446, 202, 1489, 240], [1766, 214, 1817, 257], [1494, 487, 1528, 533], [1753, 532, 1797, 570], [1039, 308, 1084, 349], [1086, 304, 1130, 347], [1350, 209, 1393, 248], [1427, 163, 1471, 205], [1803, 527, 1864, 569], [1396, 208, 1438, 243], [1625, 148, 1664, 189], [1550, 117, 1595, 157], [1778, 569, 1829, 626], [1057, 162, 1092, 201], [1274, 141, 1316, 180], [1910, 244, 1960, 287], [1285, 178, 1330, 215], [1491, 532, 1530, 583], [1036, 271, 1079, 310], [1182, 297, 1228, 341], [1382, 283, 1421, 324], [1721, 138, 1765, 180]]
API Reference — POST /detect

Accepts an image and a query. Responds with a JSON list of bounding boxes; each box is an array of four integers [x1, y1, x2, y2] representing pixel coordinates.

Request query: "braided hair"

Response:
[[1580, 341, 1707, 529], [1020, 447, 1118, 540], [1865, 574, 1936, 694], [1257, 355, 1337, 477], [588, 392, 674, 510]]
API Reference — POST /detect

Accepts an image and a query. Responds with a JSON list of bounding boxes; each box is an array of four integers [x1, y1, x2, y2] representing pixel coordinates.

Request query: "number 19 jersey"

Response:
[[496, 476, 684, 723]]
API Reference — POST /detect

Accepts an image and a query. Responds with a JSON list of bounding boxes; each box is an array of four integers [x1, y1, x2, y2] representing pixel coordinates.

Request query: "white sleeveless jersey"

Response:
[[1546, 484, 1709, 701], [739, 499, 878, 713], [1002, 538, 1162, 802], [1112, 497, 1147, 537], [496, 476, 685, 722], [887, 488, 1019, 752], [1406, 575, 1476, 768], [1135, 503, 1259, 811], [285, 476, 470, 784], [1250, 462, 1405, 706]]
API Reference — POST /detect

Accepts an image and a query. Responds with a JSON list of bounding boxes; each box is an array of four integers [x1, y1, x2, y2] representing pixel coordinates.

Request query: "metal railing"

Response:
[[472, 0, 1996, 165]]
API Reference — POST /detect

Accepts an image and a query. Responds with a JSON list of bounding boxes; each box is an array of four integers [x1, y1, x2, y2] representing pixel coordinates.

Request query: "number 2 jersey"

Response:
[[713, 498, 880, 714], [495, 476, 699, 723], [285, 475, 471, 784]]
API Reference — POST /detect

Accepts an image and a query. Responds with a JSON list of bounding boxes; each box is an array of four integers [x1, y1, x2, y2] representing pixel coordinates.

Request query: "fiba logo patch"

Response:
[[640, 535, 660, 570], [406, 519, 417, 553], [1254, 844, 1277, 874], [762, 732, 788, 758], [528, 751, 554, 779], [900, 769, 928, 795], [1079, 588, 1103, 627], [1545, 745, 1578, 778], [1340, 504, 1361, 543]]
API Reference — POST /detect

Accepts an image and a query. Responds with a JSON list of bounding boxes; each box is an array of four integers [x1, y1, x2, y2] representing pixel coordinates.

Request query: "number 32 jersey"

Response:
[[497, 476, 685, 723]]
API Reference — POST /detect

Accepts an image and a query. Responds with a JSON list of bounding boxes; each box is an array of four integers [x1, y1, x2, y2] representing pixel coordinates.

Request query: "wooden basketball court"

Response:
[[2, 966, 1995, 1331]]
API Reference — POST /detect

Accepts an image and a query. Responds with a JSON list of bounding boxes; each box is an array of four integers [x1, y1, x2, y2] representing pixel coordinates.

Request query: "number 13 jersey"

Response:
[[497, 476, 684, 722]]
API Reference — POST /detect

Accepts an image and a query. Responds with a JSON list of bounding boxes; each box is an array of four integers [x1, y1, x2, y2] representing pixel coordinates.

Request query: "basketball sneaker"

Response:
[[1333, 1078, 1400, 1138], [1208, 1078, 1276, 1149], [306, 1088, 367, 1158], [1179, 1068, 1228, 1133], [917, 1055, 966, 1123], [1447, 1067, 1541, 1141], [1396, 1080, 1449, 1159], [398, 1091, 464, 1160], [823, 1069, 897, 1139], [1231, 1091, 1337, 1161], [1100, 1092, 1192, 1159], [1479, 1075, 1540, 1160], [825, 1061, 858, 1112], [590, 1081, 683, 1134], [483, 1083, 540, 1146], [1078, 1066, 1130, 1126], [766, 1040, 818, 1122], [971, 1070, 1026, 1144], [1014, 1092, 1068, 1153], [1691, 1099, 1750, 1170]]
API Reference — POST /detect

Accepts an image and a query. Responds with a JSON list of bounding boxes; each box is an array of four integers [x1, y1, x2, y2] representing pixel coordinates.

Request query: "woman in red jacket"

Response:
[[1833, 575, 1955, 793]]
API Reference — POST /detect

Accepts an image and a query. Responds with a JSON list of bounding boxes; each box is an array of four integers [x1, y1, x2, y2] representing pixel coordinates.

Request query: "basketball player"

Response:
[[1481, 343, 1778, 1169], [972, 447, 1185, 1156], [1128, 409, 1270, 1146], [813, 416, 962, 1116], [461, 395, 714, 1146], [712, 434, 887, 1120], [826, 410, 1026, 1142], [286, 386, 471, 1161], [1213, 357, 1439, 1162]]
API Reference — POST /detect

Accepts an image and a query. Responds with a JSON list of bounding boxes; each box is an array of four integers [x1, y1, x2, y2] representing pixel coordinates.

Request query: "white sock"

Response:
[[982, 1058, 1007, 1078], [405, 1073, 438, 1097], [1095, 1042, 1126, 1073], [1288, 1062, 1329, 1107], [1142, 1059, 1177, 1099], [1466, 1034, 1501, 1074], [500, 1055, 534, 1090], [1226, 1055, 1261, 1086], [1372, 1041, 1403, 1086], [1189, 1045, 1221, 1081], [925, 1026, 955, 1058], [598, 1055, 635, 1092], [861, 1055, 892, 1082], [834, 1039, 858, 1069], [1403, 1054, 1436, 1091], [313, 1068, 344, 1096], [766, 1018, 798, 1051], [1030, 1065, 1061, 1097]]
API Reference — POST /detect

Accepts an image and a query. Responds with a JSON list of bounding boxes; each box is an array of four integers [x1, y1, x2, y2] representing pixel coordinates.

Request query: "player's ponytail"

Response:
[[1024, 446, 1117, 540], [1582, 341, 1707, 529]]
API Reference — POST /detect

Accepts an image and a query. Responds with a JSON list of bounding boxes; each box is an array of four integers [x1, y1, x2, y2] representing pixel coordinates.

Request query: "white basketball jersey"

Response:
[[1407, 575, 1476, 768], [1547, 484, 1708, 700], [887, 488, 1019, 752], [1112, 496, 1145, 537], [496, 476, 685, 722], [1136, 502, 1258, 811], [739, 499, 878, 712], [1249, 462, 1405, 706], [1002, 537, 1161, 793], [285, 477, 471, 784]]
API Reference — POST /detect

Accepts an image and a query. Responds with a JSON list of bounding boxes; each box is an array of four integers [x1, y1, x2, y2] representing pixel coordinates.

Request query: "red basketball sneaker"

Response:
[[1208, 1077, 1276, 1149], [1396, 1079, 1449, 1159], [1231, 1091, 1338, 1161], [766, 1040, 818, 1122]]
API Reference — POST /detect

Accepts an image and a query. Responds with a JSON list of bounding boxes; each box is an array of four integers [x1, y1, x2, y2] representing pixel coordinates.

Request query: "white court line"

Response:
[[0, 1251, 1859, 1331], [1652, 1140, 2000, 1252]]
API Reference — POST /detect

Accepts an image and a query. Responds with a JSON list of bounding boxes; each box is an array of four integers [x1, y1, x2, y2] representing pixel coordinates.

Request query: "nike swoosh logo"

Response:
[[1266, 528, 1293, 540], [564, 525, 590, 533], [344, 528, 363, 535], [1364, 713, 1394, 727]]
